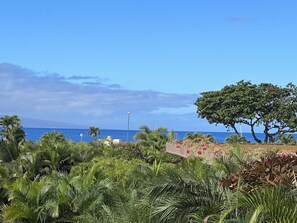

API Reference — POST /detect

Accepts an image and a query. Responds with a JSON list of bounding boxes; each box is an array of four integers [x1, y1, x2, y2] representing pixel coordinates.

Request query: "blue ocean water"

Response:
[[22, 127, 293, 143]]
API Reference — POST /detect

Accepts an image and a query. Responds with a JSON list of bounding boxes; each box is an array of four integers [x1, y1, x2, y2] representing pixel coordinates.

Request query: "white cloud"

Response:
[[151, 105, 196, 115], [0, 63, 209, 131]]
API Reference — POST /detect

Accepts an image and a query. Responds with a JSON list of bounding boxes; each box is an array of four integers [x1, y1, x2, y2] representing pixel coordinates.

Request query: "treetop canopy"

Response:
[[195, 80, 297, 143]]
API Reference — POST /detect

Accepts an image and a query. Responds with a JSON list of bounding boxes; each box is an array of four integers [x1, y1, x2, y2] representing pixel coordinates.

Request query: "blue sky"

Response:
[[0, 0, 296, 131]]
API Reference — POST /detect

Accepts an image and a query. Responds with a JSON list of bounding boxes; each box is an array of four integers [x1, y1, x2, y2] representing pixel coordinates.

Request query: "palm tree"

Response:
[[277, 134, 296, 145], [220, 185, 297, 223], [67, 162, 119, 221], [134, 125, 152, 142], [88, 126, 100, 141], [0, 115, 25, 161], [0, 163, 10, 206], [225, 134, 248, 144], [1, 177, 57, 222], [148, 158, 226, 222], [40, 131, 66, 145], [1, 162, 120, 222], [0, 140, 20, 162], [0, 115, 21, 129], [184, 132, 215, 143], [134, 125, 168, 150], [134, 125, 176, 163], [0, 115, 25, 144]]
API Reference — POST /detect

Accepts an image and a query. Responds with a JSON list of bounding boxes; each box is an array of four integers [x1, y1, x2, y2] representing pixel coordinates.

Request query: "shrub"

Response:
[[184, 132, 216, 143], [225, 134, 248, 144], [221, 152, 297, 190], [277, 134, 296, 145]]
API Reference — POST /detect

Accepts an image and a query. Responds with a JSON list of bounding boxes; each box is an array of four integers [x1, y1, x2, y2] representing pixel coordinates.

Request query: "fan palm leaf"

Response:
[[219, 185, 297, 223], [149, 166, 226, 223]]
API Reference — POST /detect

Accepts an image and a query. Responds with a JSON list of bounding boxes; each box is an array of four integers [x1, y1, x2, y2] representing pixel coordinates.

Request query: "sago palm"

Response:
[[1, 177, 57, 223], [148, 158, 226, 222], [219, 185, 297, 223]]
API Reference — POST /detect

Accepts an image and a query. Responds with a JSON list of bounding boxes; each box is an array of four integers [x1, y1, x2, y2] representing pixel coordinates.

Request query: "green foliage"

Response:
[[148, 159, 226, 222], [184, 132, 216, 143], [134, 125, 180, 164], [1, 177, 54, 222], [168, 130, 175, 142], [108, 143, 145, 160], [88, 126, 100, 141], [277, 134, 296, 145], [1, 168, 119, 222], [195, 81, 297, 143], [1, 116, 297, 222], [71, 141, 104, 162], [91, 157, 142, 187], [39, 131, 66, 145], [221, 152, 297, 190], [16, 136, 102, 179], [0, 140, 21, 162], [0, 115, 26, 161], [221, 186, 297, 223], [0, 115, 25, 144], [134, 125, 169, 150], [0, 163, 10, 205], [214, 154, 241, 177], [225, 134, 249, 144]]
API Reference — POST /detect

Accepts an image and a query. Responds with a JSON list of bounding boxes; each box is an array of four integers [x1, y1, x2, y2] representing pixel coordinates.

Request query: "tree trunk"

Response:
[[268, 134, 275, 143], [231, 124, 240, 135], [251, 125, 262, 143], [264, 125, 269, 143]]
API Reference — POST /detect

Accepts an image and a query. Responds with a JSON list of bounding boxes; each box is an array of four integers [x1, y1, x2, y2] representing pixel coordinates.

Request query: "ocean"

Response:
[[22, 127, 295, 143]]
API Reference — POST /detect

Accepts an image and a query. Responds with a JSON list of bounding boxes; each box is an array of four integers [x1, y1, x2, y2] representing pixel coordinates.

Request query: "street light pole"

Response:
[[127, 112, 131, 142]]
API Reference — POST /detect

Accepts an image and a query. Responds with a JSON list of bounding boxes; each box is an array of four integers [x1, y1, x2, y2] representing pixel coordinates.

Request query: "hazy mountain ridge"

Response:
[[0, 114, 86, 129]]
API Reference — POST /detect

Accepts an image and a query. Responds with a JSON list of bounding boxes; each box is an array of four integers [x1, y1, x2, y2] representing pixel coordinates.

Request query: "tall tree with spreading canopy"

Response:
[[195, 81, 297, 143]]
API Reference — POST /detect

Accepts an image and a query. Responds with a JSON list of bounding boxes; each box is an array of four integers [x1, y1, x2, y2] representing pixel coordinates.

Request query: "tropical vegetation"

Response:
[[88, 126, 100, 141], [1, 116, 297, 222]]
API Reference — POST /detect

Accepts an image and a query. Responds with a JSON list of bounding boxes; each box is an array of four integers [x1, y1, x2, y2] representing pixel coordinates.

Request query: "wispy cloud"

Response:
[[66, 75, 98, 80], [108, 84, 121, 89], [227, 17, 250, 24], [0, 63, 201, 130]]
